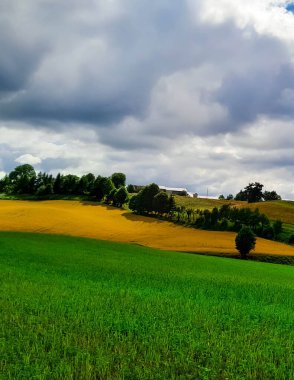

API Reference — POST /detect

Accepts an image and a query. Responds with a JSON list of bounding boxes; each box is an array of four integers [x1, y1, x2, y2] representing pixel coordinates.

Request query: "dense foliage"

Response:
[[129, 183, 176, 216], [129, 185, 284, 243], [235, 182, 281, 202], [0, 164, 129, 207], [193, 204, 277, 236]]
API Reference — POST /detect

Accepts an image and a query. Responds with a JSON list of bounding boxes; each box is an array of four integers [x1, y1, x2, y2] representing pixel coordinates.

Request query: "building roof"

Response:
[[159, 186, 188, 192]]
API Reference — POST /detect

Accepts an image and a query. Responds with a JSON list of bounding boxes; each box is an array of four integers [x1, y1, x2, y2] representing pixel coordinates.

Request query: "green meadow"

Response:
[[1, 232, 294, 379]]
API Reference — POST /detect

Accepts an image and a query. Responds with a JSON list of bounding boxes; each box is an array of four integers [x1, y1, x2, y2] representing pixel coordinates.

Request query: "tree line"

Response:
[[193, 204, 282, 240], [1, 165, 290, 249], [129, 183, 176, 215], [0, 164, 129, 207], [219, 182, 281, 203], [128, 183, 285, 244]]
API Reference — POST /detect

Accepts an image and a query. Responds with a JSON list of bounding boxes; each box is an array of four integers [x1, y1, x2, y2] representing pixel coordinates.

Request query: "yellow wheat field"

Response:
[[0, 200, 293, 256], [245, 201, 294, 225]]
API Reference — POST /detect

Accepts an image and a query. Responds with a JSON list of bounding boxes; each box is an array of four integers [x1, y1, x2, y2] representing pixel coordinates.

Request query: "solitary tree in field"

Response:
[[235, 226, 256, 259]]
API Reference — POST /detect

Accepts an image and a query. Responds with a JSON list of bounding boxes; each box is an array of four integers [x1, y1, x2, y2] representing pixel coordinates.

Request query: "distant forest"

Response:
[[0, 164, 129, 207]]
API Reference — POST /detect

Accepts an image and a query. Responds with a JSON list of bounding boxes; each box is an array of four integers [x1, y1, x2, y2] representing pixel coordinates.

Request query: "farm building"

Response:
[[159, 186, 192, 197], [131, 185, 192, 197]]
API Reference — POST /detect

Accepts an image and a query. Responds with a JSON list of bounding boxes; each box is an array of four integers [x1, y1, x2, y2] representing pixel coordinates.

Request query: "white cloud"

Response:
[[15, 154, 42, 165], [196, 0, 294, 44]]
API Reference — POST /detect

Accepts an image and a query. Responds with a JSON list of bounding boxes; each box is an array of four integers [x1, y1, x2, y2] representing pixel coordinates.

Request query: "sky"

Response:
[[1, 1, 294, 199]]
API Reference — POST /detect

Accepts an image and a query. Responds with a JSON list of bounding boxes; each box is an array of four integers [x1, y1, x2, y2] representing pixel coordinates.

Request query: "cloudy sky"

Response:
[[1, 0, 294, 198]]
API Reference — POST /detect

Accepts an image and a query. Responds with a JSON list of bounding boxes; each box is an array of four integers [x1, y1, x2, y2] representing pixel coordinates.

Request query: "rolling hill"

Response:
[[0, 199, 293, 257], [174, 196, 294, 224]]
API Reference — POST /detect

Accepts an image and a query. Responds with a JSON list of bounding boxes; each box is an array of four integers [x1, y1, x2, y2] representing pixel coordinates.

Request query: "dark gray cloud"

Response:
[[217, 62, 294, 126], [0, 0, 292, 139], [0, 1, 197, 125]]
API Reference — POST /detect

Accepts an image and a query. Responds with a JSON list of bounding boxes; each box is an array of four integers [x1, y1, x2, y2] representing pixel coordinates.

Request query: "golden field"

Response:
[[0, 200, 293, 256], [245, 201, 294, 225]]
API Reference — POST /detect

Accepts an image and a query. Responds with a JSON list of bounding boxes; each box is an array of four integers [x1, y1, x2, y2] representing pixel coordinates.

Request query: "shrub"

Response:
[[235, 226, 256, 259]]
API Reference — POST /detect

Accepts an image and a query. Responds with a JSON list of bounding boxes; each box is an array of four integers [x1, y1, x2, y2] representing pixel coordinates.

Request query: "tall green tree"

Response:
[[153, 191, 170, 215], [111, 173, 126, 189], [93, 176, 115, 201], [129, 194, 140, 213], [235, 182, 264, 203], [8, 164, 36, 194], [140, 183, 160, 213], [245, 182, 264, 203], [53, 173, 63, 194], [62, 175, 80, 194], [113, 187, 129, 207], [78, 173, 95, 195]]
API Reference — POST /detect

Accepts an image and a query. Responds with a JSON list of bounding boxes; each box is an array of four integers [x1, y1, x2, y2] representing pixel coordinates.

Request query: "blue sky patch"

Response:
[[286, 3, 294, 13]]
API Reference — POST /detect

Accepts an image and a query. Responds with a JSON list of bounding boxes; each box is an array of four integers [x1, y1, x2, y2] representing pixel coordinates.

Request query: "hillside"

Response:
[[0, 200, 293, 257], [1, 232, 294, 379], [174, 195, 246, 210], [174, 196, 294, 224]]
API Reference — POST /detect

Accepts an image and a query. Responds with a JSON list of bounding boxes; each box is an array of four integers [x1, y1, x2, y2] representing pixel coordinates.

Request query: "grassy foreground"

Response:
[[1, 232, 294, 379]]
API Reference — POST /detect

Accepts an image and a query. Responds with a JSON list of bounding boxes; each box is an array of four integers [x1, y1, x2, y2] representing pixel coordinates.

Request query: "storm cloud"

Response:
[[0, 0, 293, 198]]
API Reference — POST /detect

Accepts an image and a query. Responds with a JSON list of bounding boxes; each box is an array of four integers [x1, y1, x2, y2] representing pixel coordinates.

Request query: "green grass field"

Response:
[[1, 232, 294, 379]]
